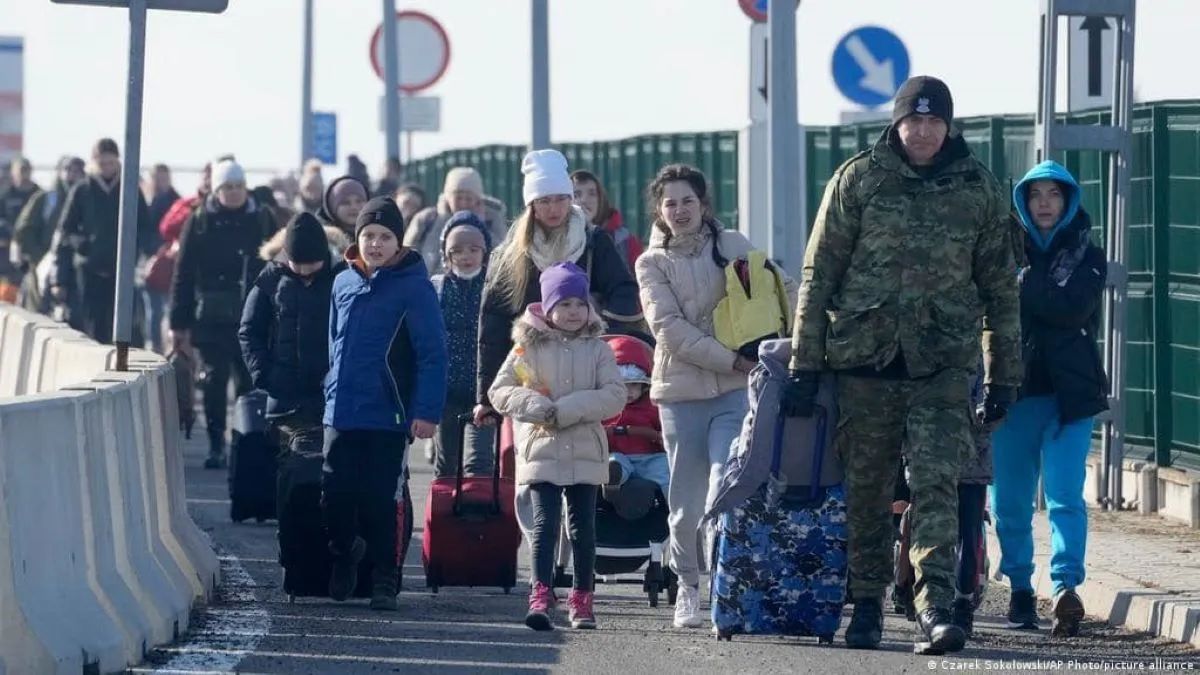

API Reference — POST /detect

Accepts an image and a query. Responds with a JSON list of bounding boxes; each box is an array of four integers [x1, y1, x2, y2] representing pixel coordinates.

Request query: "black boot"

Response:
[[1051, 589, 1084, 637], [204, 432, 226, 469], [917, 607, 966, 654], [328, 536, 366, 601], [1006, 589, 1040, 630], [844, 597, 883, 649], [951, 597, 975, 639], [370, 565, 399, 611]]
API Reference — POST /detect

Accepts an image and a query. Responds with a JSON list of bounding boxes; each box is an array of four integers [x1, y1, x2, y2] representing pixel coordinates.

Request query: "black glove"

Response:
[[979, 385, 1015, 425], [782, 370, 820, 418]]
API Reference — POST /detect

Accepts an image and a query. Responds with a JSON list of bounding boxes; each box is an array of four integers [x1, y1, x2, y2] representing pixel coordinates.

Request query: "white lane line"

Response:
[[147, 647, 552, 671], [156, 631, 560, 650], [145, 552, 270, 673], [200, 608, 534, 631]]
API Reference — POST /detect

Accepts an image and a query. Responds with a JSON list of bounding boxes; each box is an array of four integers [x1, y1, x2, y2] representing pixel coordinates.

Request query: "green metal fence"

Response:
[[406, 100, 1200, 466]]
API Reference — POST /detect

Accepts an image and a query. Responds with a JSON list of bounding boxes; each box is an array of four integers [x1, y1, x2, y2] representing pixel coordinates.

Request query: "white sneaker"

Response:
[[673, 585, 703, 628]]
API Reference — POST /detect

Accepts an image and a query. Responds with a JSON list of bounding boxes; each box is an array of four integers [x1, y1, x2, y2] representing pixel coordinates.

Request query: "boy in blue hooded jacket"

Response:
[[323, 196, 448, 611], [990, 160, 1108, 638]]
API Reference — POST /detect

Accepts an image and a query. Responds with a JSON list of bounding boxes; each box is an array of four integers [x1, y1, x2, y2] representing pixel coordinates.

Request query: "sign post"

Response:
[[767, 0, 802, 272], [371, 10, 450, 162], [531, 0, 550, 150], [50, 0, 228, 371]]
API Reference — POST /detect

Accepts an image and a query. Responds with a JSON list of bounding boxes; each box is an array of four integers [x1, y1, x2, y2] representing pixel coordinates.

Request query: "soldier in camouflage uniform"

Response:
[[783, 76, 1021, 653]]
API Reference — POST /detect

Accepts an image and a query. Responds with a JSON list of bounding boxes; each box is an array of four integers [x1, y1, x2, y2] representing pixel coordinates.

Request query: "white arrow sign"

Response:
[[844, 34, 896, 98]]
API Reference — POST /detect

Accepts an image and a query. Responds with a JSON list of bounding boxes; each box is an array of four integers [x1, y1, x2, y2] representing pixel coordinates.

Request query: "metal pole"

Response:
[[382, 0, 401, 164], [768, 0, 801, 270], [530, 0, 550, 150], [300, 0, 314, 166], [112, 0, 148, 369]]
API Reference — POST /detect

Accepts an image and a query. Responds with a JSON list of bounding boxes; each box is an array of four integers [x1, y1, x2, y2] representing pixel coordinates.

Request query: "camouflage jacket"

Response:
[[790, 130, 1022, 386]]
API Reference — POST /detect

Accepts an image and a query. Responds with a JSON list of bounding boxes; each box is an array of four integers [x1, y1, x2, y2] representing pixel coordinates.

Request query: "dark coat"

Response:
[[54, 175, 151, 285], [476, 222, 643, 407], [324, 248, 448, 432], [433, 270, 486, 402], [168, 195, 276, 340], [1018, 210, 1110, 423], [239, 256, 343, 419]]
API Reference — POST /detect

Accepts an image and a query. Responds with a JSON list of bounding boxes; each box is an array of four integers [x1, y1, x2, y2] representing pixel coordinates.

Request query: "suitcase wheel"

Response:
[[503, 587, 512, 595], [818, 634, 834, 645], [715, 630, 733, 642], [430, 586, 439, 595]]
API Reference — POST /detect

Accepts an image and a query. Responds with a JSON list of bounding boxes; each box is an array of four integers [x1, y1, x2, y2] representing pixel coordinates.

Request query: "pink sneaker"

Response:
[[568, 589, 596, 629], [525, 582, 555, 631]]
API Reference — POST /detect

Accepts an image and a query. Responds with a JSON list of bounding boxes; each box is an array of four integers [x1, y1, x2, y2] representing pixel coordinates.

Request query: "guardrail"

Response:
[[0, 303, 219, 675]]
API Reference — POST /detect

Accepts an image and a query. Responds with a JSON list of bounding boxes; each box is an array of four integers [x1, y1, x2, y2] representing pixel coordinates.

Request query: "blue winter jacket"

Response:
[[323, 247, 448, 432]]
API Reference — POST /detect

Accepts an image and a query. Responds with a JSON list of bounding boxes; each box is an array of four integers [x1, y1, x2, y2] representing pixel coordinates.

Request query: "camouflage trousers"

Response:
[[836, 367, 972, 612]]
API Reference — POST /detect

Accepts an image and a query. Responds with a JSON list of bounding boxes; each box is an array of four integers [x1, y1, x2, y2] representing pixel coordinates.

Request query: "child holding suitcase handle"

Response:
[[488, 262, 626, 631]]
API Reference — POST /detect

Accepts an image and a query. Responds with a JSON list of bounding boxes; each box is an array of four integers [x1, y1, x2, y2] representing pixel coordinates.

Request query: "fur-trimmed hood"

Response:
[[512, 301, 607, 346], [259, 224, 350, 261]]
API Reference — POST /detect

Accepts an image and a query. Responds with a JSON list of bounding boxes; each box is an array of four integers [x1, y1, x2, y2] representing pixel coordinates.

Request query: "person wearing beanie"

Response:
[[405, 165, 508, 274], [317, 175, 369, 237], [240, 210, 344, 478], [475, 150, 641, 429], [489, 261, 625, 631], [426, 210, 496, 476], [169, 154, 278, 468], [52, 137, 151, 344], [599, 334, 667, 496], [783, 74, 1020, 653], [322, 194, 447, 611], [295, 159, 325, 213]]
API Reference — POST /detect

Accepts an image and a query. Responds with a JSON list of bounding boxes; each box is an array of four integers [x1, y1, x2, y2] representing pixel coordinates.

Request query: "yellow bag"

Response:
[[713, 250, 792, 353]]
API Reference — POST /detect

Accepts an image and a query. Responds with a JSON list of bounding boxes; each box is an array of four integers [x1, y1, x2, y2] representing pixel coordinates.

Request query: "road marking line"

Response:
[[150, 647, 553, 670]]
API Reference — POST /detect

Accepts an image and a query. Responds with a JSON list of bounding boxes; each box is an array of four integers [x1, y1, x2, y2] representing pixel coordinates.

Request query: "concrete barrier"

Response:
[[0, 305, 218, 674]]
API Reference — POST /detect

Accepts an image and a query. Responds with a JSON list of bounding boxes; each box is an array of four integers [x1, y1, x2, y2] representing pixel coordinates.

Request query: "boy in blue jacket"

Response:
[[323, 196, 447, 611]]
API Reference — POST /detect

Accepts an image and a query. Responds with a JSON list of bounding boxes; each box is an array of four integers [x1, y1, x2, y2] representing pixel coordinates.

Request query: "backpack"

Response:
[[712, 250, 792, 358], [707, 339, 841, 517]]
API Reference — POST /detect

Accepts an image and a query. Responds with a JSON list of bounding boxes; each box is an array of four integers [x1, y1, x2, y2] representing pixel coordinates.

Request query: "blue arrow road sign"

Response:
[[831, 26, 909, 107], [312, 112, 337, 165]]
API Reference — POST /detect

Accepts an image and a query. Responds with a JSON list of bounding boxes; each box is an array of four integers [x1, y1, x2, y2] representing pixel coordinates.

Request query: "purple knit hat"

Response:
[[540, 262, 590, 314]]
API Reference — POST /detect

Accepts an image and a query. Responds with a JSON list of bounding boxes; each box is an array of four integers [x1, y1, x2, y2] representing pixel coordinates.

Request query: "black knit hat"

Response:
[[284, 212, 329, 264], [892, 76, 954, 126], [355, 196, 405, 240]]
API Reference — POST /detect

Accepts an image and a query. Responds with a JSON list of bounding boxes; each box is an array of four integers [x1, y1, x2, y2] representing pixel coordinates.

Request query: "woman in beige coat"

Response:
[[489, 262, 625, 632], [635, 164, 798, 629]]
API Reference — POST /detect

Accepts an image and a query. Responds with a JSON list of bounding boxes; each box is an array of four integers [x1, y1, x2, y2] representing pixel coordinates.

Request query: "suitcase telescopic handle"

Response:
[[455, 411, 504, 516], [772, 404, 829, 503]]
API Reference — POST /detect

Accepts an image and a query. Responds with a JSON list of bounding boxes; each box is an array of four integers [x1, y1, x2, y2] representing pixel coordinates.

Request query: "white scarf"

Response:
[[528, 205, 588, 271]]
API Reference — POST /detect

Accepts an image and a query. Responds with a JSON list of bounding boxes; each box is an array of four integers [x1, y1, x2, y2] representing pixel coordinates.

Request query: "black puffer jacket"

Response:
[[1018, 209, 1109, 423], [238, 256, 343, 418], [169, 195, 276, 340]]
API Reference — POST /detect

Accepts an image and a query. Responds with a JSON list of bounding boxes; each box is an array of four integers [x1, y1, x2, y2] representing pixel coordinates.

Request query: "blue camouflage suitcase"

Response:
[[711, 407, 848, 642]]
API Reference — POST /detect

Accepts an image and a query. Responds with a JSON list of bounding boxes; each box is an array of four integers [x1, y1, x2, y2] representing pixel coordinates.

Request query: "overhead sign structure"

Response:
[[1068, 16, 1115, 112], [50, 0, 227, 12], [370, 10, 451, 94], [0, 37, 23, 163], [312, 112, 337, 165], [738, 0, 800, 24], [831, 26, 909, 107]]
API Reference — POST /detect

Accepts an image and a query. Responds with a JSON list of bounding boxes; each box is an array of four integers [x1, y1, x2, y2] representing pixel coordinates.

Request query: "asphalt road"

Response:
[[132, 436, 1199, 675]]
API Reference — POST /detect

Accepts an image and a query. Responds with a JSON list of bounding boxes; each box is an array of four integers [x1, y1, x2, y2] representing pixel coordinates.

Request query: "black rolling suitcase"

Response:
[[228, 390, 278, 523], [277, 449, 415, 602]]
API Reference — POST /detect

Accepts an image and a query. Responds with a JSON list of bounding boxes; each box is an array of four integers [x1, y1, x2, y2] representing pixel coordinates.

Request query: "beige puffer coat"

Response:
[[488, 304, 626, 487], [635, 224, 799, 404]]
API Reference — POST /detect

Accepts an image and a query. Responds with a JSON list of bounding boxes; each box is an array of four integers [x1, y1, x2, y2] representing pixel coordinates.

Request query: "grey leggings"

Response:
[[529, 483, 597, 591]]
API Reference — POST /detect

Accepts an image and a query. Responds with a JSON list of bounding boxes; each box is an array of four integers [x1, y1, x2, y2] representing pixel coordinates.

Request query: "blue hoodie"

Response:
[[323, 247, 448, 432], [1013, 160, 1082, 251]]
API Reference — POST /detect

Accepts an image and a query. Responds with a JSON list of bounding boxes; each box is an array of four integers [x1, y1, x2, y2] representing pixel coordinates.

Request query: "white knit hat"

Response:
[[212, 158, 246, 190], [521, 149, 572, 205], [443, 167, 484, 199]]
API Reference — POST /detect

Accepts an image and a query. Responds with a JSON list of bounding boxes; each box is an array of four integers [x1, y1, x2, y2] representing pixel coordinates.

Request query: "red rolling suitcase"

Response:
[[422, 413, 521, 593]]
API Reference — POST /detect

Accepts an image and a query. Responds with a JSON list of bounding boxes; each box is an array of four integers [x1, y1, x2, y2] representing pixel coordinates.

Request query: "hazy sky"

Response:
[[4, 0, 1196, 187]]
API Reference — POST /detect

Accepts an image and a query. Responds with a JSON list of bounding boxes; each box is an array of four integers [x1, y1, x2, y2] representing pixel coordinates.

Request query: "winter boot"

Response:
[[1051, 589, 1084, 637], [328, 536, 366, 601], [951, 596, 975, 639], [526, 582, 556, 631], [204, 431, 226, 469], [916, 607, 967, 654], [844, 596, 883, 649], [369, 565, 399, 611], [1006, 589, 1040, 630], [568, 589, 596, 629]]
